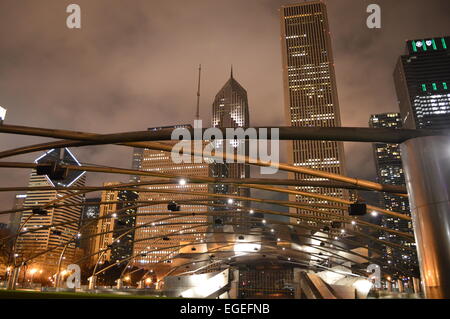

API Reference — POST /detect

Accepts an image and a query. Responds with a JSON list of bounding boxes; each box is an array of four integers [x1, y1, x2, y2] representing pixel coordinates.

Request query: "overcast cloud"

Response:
[[1, 0, 449, 222]]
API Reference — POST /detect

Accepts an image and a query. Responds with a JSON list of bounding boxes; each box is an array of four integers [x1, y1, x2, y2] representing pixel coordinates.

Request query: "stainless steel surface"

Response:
[[401, 136, 450, 298]]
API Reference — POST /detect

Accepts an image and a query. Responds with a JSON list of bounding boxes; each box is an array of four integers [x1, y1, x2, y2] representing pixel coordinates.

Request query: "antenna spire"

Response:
[[195, 64, 202, 120], [230, 64, 233, 78]]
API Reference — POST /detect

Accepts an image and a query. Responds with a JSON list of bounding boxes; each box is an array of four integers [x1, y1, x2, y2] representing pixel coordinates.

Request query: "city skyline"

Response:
[[1, 0, 450, 301], [1, 1, 450, 222], [280, 1, 348, 221]]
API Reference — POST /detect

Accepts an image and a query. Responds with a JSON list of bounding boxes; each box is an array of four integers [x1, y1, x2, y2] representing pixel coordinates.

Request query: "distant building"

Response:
[[130, 147, 144, 183], [8, 194, 27, 234], [132, 125, 209, 275], [15, 148, 86, 273], [394, 36, 450, 129], [369, 113, 418, 274], [211, 69, 251, 230], [92, 183, 138, 266], [280, 1, 348, 222], [79, 197, 101, 266]]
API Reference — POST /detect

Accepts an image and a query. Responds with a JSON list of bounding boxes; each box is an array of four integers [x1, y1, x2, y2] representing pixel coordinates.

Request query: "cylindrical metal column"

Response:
[[88, 275, 97, 290], [116, 278, 123, 290], [413, 277, 421, 294], [6, 266, 20, 290], [387, 280, 392, 292], [397, 279, 404, 293], [401, 136, 450, 299]]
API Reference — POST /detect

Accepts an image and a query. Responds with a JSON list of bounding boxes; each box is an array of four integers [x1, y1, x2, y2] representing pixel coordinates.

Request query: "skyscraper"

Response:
[[211, 69, 251, 230], [280, 2, 347, 220], [92, 184, 138, 266], [394, 36, 450, 129], [132, 125, 209, 275], [369, 113, 417, 273], [15, 148, 86, 272], [8, 194, 27, 234], [130, 148, 144, 183], [79, 197, 100, 267]]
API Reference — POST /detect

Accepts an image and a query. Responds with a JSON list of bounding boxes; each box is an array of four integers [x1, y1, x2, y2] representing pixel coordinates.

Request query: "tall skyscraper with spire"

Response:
[[211, 68, 251, 230], [280, 2, 347, 220]]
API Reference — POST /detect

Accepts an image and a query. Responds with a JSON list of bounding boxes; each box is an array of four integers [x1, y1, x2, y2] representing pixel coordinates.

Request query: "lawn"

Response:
[[0, 289, 169, 299]]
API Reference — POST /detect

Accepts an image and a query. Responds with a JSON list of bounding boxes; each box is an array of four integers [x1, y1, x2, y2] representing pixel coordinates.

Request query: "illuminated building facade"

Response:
[[132, 125, 209, 273], [15, 148, 86, 272], [8, 194, 27, 234], [0, 105, 6, 123], [369, 113, 417, 274], [394, 36, 450, 129], [211, 70, 251, 229], [92, 183, 138, 265], [280, 2, 347, 220], [130, 147, 144, 183], [79, 197, 100, 266]]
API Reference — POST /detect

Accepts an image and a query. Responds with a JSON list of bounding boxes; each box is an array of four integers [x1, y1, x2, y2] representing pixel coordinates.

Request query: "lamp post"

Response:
[[29, 268, 38, 287]]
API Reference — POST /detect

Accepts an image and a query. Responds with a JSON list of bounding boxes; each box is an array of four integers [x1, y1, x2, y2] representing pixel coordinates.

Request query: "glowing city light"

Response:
[[0, 106, 6, 122]]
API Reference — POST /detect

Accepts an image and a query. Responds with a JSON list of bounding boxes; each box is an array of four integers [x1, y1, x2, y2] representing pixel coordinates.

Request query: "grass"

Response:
[[0, 289, 171, 299]]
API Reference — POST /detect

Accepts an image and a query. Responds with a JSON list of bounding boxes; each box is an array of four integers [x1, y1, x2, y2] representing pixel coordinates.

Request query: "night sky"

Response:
[[1, 0, 450, 222]]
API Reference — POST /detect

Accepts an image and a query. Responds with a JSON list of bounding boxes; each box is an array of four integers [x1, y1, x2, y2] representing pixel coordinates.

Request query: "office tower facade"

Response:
[[8, 194, 27, 234], [130, 147, 144, 183], [92, 183, 138, 265], [211, 70, 251, 229], [132, 125, 209, 275], [15, 148, 86, 272], [280, 2, 347, 220], [369, 113, 417, 274], [79, 197, 100, 266], [111, 189, 138, 263], [394, 36, 450, 129]]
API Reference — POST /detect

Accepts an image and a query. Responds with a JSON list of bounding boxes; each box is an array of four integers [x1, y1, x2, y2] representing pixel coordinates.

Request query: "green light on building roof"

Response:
[[412, 41, 418, 52], [422, 84, 427, 92], [432, 83, 438, 91], [432, 39, 437, 50], [444, 82, 448, 90], [423, 40, 427, 51], [442, 38, 448, 49]]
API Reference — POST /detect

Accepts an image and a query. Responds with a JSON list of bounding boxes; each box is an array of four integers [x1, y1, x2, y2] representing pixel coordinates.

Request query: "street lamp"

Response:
[[29, 268, 38, 286]]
